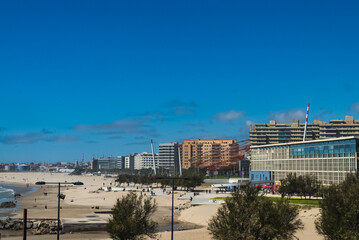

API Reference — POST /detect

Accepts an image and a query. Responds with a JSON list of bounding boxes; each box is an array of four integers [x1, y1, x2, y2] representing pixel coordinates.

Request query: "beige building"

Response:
[[250, 116, 359, 146], [181, 139, 239, 170], [319, 116, 359, 139]]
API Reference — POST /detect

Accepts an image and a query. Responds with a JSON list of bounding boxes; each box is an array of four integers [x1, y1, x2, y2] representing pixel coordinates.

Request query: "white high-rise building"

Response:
[[134, 152, 159, 170], [124, 154, 135, 170], [158, 142, 180, 174]]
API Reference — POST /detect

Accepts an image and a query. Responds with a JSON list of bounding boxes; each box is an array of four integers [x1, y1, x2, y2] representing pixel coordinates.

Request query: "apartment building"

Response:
[[319, 116, 359, 139], [250, 116, 359, 146], [158, 142, 180, 174], [124, 154, 136, 170], [134, 152, 159, 170], [181, 139, 239, 170]]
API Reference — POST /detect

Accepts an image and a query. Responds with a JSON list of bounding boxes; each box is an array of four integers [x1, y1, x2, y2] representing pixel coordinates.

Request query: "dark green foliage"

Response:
[[106, 192, 158, 240], [115, 169, 204, 190], [208, 185, 303, 240], [278, 173, 297, 197], [316, 172, 359, 240], [279, 173, 319, 199], [175, 170, 205, 190], [212, 196, 321, 206]]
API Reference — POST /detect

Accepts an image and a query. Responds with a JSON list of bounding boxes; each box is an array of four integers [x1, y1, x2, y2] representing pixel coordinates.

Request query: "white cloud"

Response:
[[238, 120, 255, 139], [213, 110, 245, 121], [269, 109, 306, 123], [0, 132, 79, 144], [166, 100, 197, 115], [73, 119, 146, 134], [350, 102, 359, 113], [48, 136, 79, 142], [245, 120, 254, 127], [73, 118, 159, 138]]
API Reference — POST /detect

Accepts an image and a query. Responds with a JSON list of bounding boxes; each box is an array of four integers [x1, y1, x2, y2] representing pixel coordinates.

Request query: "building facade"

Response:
[[319, 116, 359, 138], [124, 154, 136, 170], [92, 156, 124, 171], [134, 152, 159, 170], [250, 137, 359, 185], [250, 116, 359, 146], [181, 139, 239, 170], [158, 142, 180, 173]]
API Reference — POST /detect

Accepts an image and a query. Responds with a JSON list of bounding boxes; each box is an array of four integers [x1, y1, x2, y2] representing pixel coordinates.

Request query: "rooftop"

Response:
[[251, 136, 358, 149]]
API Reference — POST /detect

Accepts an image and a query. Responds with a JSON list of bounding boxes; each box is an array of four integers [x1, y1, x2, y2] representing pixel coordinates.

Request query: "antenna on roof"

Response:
[[303, 103, 310, 141]]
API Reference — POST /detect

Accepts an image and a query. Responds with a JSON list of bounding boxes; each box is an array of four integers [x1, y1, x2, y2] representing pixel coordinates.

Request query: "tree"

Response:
[[208, 185, 303, 240], [176, 170, 205, 190], [300, 175, 319, 199], [316, 172, 359, 239], [279, 173, 295, 198], [279, 173, 319, 199], [106, 192, 158, 240]]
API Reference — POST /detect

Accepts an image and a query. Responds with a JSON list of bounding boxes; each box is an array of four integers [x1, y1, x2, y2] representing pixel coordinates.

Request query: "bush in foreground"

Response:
[[106, 192, 158, 240], [208, 185, 303, 240], [316, 172, 359, 239]]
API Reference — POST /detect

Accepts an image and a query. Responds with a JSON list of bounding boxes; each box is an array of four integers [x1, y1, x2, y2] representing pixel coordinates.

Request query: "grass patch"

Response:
[[212, 197, 228, 200], [205, 176, 230, 179], [265, 197, 321, 206], [212, 196, 321, 206]]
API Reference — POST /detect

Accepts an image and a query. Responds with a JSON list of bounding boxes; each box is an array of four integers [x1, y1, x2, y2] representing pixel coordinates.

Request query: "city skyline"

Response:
[[1, 1, 359, 162]]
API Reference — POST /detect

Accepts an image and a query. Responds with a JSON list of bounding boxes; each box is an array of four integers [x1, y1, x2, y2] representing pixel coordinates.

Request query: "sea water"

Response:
[[0, 185, 16, 204], [0, 183, 37, 217]]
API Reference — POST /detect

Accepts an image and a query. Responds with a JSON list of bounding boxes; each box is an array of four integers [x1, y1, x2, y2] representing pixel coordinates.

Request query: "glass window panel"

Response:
[[351, 144, 356, 153], [329, 145, 334, 154], [310, 147, 315, 155], [345, 144, 351, 153], [319, 146, 324, 154], [334, 145, 339, 154], [324, 146, 329, 154], [340, 145, 345, 153]]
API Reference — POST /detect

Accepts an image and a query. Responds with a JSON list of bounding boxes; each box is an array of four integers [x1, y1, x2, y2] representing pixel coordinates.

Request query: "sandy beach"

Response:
[[0, 172, 323, 240]]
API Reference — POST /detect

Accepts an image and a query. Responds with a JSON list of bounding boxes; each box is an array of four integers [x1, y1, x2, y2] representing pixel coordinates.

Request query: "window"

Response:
[[340, 145, 345, 154], [324, 146, 329, 154]]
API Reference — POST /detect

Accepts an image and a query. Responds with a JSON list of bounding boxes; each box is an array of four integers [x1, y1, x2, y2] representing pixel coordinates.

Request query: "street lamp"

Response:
[[156, 177, 189, 240], [35, 181, 84, 240]]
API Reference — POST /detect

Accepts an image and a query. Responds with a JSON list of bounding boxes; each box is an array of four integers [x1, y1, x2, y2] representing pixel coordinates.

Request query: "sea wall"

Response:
[[0, 218, 59, 234]]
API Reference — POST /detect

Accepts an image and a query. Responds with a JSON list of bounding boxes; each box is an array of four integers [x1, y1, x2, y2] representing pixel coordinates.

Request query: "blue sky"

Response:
[[1, 1, 359, 163]]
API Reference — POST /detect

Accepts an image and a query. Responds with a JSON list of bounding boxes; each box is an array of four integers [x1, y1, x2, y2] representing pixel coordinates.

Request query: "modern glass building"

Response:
[[250, 136, 359, 185], [92, 156, 124, 171]]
